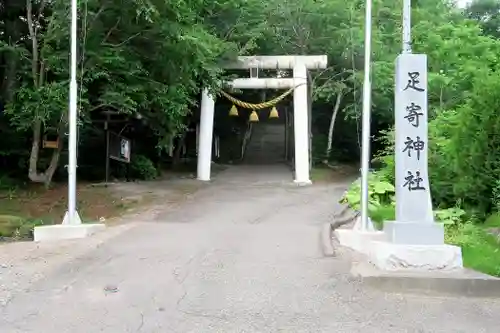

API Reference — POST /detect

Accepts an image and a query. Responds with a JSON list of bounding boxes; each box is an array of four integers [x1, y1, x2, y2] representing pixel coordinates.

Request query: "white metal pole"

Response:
[[402, 0, 412, 53], [360, 0, 373, 231], [64, 0, 80, 225]]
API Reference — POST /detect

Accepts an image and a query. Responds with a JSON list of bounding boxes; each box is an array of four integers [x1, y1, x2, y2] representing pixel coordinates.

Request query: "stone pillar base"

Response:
[[293, 179, 312, 186], [367, 240, 463, 271], [384, 221, 444, 245], [334, 229, 386, 256], [34, 224, 106, 242]]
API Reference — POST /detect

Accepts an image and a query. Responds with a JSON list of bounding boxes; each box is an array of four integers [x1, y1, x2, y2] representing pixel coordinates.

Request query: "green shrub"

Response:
[[130, 155, 158, 180], [492, 179, 500, 213], [446, 221, 500, 277], [0, 215, 45, 240], [339, 172, 395, 214], [0, 215, 25, 238], [341, 173, 467, 228], [434, 207, 467, 226], [372, 128, 395, 184], [484, 213, 500, 228], [0, 175, 20, 192], [370, 205, 395, 229]]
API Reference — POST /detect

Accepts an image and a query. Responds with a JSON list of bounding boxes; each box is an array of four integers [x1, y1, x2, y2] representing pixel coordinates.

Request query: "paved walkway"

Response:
[[1, 165, 500, 332]]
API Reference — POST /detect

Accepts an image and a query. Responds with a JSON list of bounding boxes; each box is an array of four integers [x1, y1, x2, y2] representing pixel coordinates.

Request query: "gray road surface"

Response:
[[1, 165, 500, 332]]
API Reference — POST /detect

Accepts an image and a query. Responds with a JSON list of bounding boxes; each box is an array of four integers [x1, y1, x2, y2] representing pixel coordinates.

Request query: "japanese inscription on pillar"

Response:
[[395, 54, 434, 224]]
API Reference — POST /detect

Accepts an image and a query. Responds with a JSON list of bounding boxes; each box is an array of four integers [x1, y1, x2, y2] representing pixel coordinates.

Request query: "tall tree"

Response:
[[466, 0, 500, 37]]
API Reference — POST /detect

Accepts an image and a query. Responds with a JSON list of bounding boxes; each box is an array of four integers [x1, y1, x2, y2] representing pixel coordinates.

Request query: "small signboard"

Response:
[[42, 134, 59, 149], [42, 140, 59, 149], [109, 132, 131, 163]]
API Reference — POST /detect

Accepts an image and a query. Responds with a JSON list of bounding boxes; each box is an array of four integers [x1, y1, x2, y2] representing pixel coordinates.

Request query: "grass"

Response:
[[446, 222, 500, 276], [484, 213, 500, 228], [0, 181, 140, 241], [462, 212, 500, 276], [311, 164, 358, 183], [371, 204, 500, 277], [370, 205, 395, 230]]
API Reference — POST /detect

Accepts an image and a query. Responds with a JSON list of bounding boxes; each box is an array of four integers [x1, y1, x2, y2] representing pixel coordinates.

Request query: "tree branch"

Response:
[[104, 32, 142, 48], [38, 60, 45, 86], [35, 0, 47, 33], [101, 18, 121, 45], [90, 103, 120, 112], [26, 0, 39, 86], [324, 91, 344, 163], [89, 5, 107, 31], [223, 11, 243, 40]]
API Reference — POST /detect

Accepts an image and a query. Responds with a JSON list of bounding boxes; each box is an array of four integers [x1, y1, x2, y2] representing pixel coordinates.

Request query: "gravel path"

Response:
[[1, 165, 499, 332]]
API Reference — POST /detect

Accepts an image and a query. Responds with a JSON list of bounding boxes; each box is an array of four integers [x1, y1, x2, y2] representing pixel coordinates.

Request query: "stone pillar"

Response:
[[197, 88, 215, 181], [293, 63, 311, 184], [367, 54, 463, 271], [384, 54, 443, 245]]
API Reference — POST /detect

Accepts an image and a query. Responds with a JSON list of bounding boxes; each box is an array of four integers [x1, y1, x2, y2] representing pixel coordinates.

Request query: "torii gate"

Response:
[[197, 55, 328, 185]]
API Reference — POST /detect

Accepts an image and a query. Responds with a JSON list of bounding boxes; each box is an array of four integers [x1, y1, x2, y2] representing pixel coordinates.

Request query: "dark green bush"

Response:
[[130, 155, 158, 180], [0, 216, 45, 240]]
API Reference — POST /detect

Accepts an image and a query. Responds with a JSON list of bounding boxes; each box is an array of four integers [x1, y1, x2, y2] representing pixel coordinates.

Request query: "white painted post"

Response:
[[360, 0, 374, 231], [293, 64, 311, 184], [197, 88, 215, 181], [62, 0, 82, 225], [384, 54, 443, 245], [402, 0, 412, 53], [34, 0, 106, 239]]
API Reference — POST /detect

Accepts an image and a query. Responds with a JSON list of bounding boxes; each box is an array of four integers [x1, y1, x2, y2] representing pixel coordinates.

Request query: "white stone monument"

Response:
[[385, 54, 441, 245], [368, 54, 463, 271], [336, 0, 463, 271], [335, 54, 463, 271]]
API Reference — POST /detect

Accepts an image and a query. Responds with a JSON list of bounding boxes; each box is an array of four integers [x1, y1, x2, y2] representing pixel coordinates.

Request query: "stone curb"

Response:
[[329, 212, 500, 298], [350, 261, 500, 298]]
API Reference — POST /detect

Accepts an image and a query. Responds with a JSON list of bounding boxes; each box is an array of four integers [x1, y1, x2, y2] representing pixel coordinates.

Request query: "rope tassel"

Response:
[[249, 110, 259, 122], [269, 106, 279, 119], [229, 105, 239, 116]]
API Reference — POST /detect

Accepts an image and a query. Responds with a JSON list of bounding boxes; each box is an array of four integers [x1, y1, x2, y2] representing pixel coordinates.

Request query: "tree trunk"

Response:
[[28, 119, 46, 183], [25, 0, 63, 188], [1, 17, 19, 103], [28, 118, 65, 187], [324, 92, 343, 164], [439, 85, 444, 109], [27, 0, 44, 183], [43, 136, 64, 188], [172, 132, 187, 170], [43, 119, 66, 187]]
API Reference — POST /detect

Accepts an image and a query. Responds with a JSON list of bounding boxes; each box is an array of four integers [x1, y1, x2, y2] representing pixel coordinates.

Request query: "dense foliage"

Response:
[[1, 0, 500, 221]]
